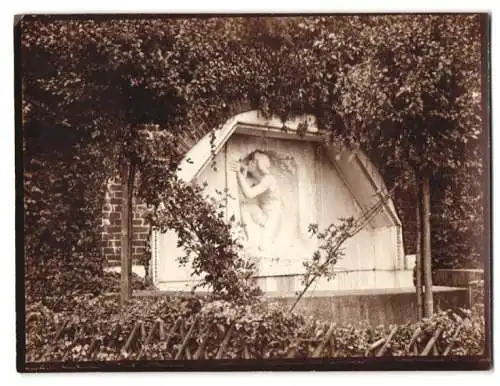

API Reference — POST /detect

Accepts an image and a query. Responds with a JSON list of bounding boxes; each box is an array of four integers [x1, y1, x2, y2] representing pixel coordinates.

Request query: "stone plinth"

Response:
[[267, 286, 468, 326]]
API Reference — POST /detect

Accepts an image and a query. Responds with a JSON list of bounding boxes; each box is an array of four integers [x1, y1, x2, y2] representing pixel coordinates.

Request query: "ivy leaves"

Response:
[[21, 15, 483, 174]]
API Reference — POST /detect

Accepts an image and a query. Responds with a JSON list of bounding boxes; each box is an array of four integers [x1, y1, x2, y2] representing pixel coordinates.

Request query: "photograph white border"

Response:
[[2, 0, 497, 384]]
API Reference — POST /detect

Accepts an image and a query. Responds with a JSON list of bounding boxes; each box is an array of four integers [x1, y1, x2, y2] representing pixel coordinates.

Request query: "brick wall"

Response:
[[101, 180, 150, 267]]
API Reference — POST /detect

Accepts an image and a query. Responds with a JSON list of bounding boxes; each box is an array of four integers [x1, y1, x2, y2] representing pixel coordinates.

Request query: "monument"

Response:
[[151, 111, 411, 293]]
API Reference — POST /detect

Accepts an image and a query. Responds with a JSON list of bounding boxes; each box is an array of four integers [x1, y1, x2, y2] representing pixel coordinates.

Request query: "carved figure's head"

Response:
[[245, 150, 271, 175]]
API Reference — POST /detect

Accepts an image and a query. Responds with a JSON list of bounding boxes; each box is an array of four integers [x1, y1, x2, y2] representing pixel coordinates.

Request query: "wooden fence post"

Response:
[[193, 325, 213, 360], [121, 321, 143, 357], [443, 322, 465, 356], [175, 317, 198, 360], [405, 327, 421, 354], [165, 317, 182, 349], [216, 324, 234, 360], [420, 327, 443, 356], [313, 323, 336, 358], [376, 326, 398, 357], [365, 337, 385, 356]]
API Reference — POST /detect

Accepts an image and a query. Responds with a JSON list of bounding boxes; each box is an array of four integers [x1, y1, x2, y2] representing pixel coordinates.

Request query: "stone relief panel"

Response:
[[227, 134, 318, 275]]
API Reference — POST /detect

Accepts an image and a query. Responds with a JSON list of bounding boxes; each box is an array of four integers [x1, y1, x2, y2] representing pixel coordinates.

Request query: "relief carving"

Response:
[[231, 148, 314, 272]]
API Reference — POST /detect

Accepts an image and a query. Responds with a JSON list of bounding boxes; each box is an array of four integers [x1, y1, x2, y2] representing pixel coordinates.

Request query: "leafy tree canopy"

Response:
[[21, 15, 485, 301]]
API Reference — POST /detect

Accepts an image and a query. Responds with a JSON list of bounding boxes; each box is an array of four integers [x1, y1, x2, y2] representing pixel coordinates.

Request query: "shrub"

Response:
[[25, 254, 104, 305], [25, 295, 485, 363], [101, 271, 152, 293], [469, 280, 485, 307]]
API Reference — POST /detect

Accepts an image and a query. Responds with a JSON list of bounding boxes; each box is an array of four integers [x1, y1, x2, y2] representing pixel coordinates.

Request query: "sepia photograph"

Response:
[[16, 13, 491, 371]]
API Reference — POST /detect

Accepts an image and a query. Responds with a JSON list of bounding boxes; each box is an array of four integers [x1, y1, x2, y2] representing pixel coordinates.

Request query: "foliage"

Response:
[[335, 15, 484, 270], [25, 295, 485, 362], [25, 256, 103, 304], [25, 271, 150, 313], [430, 168, 484, 269], [23, 124, 108, 304], [140, 170, 262, 303], [23, 138, 111, 302], [101, 271, 152, 293], [21, 15, 485, 300], [336, 15, 484, 271], [19, 17, 260, 301], [298, 15, 484, 271], [469, 280, 485, 307]]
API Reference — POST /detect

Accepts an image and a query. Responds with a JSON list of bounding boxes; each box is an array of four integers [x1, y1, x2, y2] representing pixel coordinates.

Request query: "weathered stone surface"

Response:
[[432, 269, 484, 287], [268, 286, 468, 326]]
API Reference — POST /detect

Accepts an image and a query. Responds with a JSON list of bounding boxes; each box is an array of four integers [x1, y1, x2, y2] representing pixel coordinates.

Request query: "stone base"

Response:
[[255, 269, 413, 292], [269, 286, 468, 326], [104, 265, 146, 278], [432, 269, 484, 287], [154, 269, 414, 293], [108, 266, 467, 326]]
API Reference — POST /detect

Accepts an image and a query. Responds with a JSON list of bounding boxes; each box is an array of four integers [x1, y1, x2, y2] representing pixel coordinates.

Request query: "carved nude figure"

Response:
[[232, 150, 282, 255]]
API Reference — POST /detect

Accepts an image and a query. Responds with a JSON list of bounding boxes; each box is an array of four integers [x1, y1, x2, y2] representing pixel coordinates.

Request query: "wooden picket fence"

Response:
[[43, 312, 470, 361]]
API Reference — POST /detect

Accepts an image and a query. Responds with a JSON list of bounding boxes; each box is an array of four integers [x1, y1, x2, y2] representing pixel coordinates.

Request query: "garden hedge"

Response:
[[25, 295, 485, 362]]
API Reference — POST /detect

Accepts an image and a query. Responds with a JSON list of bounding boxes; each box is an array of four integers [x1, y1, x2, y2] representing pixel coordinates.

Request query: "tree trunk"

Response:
[[144, 226, 152, 287], [418, 172, 433, 317], [120, 160, 135, 307], [415, 199, 423, 320], [128, 161, 136, 291]]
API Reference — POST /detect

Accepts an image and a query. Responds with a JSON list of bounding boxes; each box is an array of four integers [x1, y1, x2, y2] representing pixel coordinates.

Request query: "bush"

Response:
[[469, 280, 485, 306], [101, 271, 152, 293], [25, 295, 485, 363], [24, 149, 112, 302], [25, 255, 104, 305]]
